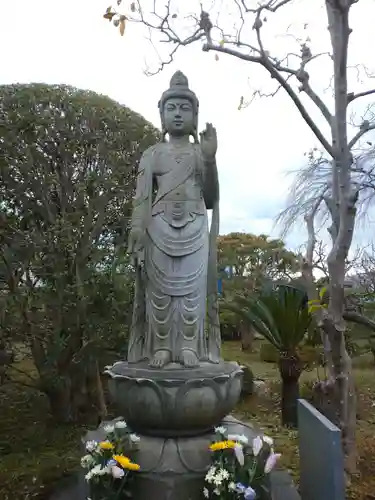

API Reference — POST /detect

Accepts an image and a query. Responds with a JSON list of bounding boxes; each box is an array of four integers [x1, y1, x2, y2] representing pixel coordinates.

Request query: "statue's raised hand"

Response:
[[200, 123, 217, 159]]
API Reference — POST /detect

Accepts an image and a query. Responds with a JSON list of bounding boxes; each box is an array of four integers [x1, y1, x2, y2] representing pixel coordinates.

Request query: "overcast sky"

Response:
[[1, 0, 375, 251]]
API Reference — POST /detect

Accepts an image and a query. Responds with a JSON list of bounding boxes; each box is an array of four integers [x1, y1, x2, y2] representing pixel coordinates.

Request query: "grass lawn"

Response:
[[0, 340, 374, 499]]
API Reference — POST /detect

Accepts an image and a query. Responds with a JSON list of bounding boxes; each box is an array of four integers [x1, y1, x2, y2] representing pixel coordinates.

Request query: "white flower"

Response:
[[103, 424, 115, 434], [263, 435, 274, 446], [130, 433, 140, 443], [234, 444, 245, 466], [218, 468, 229, 480], [213, 488, 220, 496], [100, 466, 110, 475], [91, 464, 110, 477], [214, 426, 226, 435], [213, 475, 223, 486], [85, 471, 93, 481], [252, 436, 263, 457], [203, 487, 209, 498], [228, 482, 236, 491], [111, 465, 125, 479], [81, 455, 95, 468], [85, 440, 98, 453], [115, 420, 127, 429], [228, 434, 248, 445], [205, 466, 216, 483], [264, 452, 281, 473]]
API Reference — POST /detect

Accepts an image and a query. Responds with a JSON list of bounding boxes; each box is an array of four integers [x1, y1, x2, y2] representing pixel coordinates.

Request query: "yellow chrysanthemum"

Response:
[[113, 454, 131, 468], [99, 440, 114, 450], [125, 462, 141, 471], [209, 440, 236, 451]]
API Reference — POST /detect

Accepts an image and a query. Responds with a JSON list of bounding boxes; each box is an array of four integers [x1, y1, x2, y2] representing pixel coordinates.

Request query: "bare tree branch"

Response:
[[348, 121, 375, 149], [347, 88, 375, 104], [201, 40, 333, 154], [107, 0, 335, 154]]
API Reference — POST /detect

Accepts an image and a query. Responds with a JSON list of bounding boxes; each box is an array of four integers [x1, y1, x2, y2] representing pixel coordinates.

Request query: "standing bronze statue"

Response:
[[127, 70, 221, 368]]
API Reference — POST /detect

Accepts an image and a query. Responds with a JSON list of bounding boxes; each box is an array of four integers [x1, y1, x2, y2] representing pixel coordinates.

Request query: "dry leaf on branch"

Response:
[[119, 18, 126, 36]]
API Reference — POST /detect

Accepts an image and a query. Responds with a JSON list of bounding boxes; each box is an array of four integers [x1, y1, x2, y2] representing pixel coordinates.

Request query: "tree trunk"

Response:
[[70, 364, 93, 417], [42, 376, 74, 424], [40, 366, 100, 424], [278, 353, 303, 428], [241, 323, 255, 351], [95, 361, 108, 420], [325, 0, 358, 473]]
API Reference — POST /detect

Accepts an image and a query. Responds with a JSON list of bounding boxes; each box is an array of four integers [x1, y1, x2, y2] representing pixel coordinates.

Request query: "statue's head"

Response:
[[158, 71, 199, 142]]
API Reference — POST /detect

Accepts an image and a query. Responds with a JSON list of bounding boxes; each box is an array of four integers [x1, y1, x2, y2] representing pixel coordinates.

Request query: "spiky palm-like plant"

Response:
[[226, 284, 310, 427]]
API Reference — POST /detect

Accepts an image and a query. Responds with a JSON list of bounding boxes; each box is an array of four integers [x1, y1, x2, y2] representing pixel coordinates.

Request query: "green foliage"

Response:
[[304, 320, 322, 347], [218, 233, 298, 288], [298, 344, 324, 367], [259, 342, 324, 367], [0, 83, 160, 420], [259, 343, 279, 363], [226, 285, 310, 353], [217, 233, 298, 339]]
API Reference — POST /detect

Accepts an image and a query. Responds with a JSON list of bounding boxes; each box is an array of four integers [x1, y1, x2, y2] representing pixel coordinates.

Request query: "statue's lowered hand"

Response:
[[128, 228, 144, 265], [200, 122, 217, 159]]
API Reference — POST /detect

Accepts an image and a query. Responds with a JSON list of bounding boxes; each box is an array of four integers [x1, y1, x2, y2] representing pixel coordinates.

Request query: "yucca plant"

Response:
[[225, 284, 310, 427]]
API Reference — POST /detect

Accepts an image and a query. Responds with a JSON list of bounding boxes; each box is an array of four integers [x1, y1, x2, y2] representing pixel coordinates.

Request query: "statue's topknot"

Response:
[[169, 70, 189, 88], [158, 70, 199, 113]]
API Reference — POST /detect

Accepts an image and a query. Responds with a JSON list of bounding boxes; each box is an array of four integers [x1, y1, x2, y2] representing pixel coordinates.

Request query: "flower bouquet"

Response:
[[81, 420, 140, 500], [203, 426, 281, 500]]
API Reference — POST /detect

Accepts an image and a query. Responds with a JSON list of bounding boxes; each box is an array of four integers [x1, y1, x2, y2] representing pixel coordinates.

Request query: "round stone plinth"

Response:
[[104, 361, 243, 437]]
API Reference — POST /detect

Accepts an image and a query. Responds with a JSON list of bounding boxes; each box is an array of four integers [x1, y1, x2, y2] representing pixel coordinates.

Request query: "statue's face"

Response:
[[163, 97, 194, 137]]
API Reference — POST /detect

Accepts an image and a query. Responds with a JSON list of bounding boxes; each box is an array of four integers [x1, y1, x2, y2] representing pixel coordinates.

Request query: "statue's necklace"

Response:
[[169, 143, 191, 164]]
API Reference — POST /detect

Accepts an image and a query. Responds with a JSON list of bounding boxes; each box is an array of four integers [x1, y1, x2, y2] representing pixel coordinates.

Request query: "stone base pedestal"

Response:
[[83, 415, 273, 500], [69, 360, 301, 500]]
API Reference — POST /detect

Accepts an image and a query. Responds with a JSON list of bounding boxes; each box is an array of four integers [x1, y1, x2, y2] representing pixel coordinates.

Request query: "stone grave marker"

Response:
[[298, 399, 345, 500]]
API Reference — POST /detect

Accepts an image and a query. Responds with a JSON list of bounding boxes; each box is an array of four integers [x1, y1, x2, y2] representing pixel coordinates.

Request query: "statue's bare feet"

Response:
[[149, 350, 171, 368], [179, 349, 199, 368]]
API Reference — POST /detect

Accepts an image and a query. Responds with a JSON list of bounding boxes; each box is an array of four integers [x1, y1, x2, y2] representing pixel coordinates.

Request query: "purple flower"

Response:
[[111, 465, 125, 479], [234, 443, 245, 466], [264, 452, 281, 473], [252, 436, 263, 457], [235, 483, 246, 494], [244, 486, 256, 500], [107, 459, 117, 467]]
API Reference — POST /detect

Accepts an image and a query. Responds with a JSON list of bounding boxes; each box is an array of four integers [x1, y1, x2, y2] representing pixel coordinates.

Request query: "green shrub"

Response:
[[299, 380, 315, 400], [259, 342, 324, 366], [352, 352, 374, 369], [298, 345, 324, 367], [259, 342, 279, 363]]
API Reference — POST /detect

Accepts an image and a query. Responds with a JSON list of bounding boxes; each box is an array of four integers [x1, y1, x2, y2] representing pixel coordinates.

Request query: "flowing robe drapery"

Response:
[[128, 142, 221, 364]]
